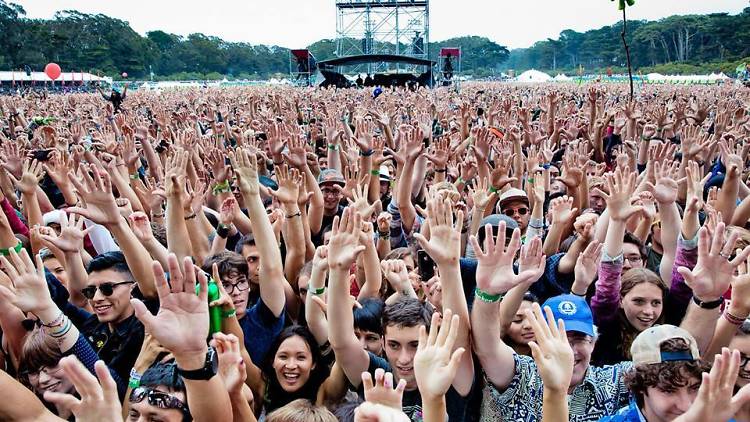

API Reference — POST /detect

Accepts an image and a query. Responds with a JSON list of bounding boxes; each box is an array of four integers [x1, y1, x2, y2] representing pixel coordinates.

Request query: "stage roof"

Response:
[[318, 54, 434, 68]]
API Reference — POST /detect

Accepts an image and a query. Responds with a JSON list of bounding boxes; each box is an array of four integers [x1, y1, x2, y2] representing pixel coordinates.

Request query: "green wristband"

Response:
[[221, 309, 237, 318], [475, 287, 503, 303], [310, 286, 326, 295], [212, 180, 231, 195], [0, 241, 23, 256], [489, 186, 499, 194], [370, 169, 380, 176]]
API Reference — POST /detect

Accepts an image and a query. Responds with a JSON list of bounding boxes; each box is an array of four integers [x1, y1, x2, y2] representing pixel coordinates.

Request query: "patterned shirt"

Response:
[[481, 354, 632, 422]]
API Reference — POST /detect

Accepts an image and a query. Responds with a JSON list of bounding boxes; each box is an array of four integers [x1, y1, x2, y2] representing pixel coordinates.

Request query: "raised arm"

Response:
[[326, 207, 370, 386], [470, 222, 545, 390], [230, 148, 286, 317], [413, 197, 473, 396]]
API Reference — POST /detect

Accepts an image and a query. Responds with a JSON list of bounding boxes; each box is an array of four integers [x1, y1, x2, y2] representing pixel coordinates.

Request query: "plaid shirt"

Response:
[[481, 354, 632, 422]]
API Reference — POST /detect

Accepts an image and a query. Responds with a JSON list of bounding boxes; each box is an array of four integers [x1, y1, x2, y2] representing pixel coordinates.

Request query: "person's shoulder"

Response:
[[366, 351, 390, 372]]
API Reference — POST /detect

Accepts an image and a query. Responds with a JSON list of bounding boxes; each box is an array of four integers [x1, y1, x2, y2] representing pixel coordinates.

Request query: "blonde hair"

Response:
[[266, 399, 337, 422]]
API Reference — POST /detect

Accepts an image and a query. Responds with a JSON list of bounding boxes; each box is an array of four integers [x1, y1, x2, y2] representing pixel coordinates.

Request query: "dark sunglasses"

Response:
[[130, 386, 189, 414], [504, 207, 529, 217], [81, 281, 135, 299]]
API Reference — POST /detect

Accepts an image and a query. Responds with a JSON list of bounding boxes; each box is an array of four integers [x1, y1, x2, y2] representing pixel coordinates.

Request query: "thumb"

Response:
[[412, 233, 430, 253], [43, 392, 80, 413], [448, 347, 466, 371], [676, 267, 695, 287], [130, 298, 157, 331], [310, 295, 327, 314]]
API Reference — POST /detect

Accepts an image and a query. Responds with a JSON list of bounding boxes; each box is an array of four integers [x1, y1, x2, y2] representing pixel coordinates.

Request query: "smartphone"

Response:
[[31, 149, 53, 161], [417, 250, 435, 281]]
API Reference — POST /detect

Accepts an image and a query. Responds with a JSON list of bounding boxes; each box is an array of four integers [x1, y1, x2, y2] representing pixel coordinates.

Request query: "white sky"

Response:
[[13, 0, 749, 49]]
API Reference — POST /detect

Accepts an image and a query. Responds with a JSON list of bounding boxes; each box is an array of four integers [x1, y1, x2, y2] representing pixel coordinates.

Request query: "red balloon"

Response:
[[44, 63, 61, 80], [121, 72, 128, 78]]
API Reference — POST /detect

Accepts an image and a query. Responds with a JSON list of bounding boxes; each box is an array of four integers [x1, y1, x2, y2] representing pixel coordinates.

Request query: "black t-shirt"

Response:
[[359, 352, 478, 422], [312, 204, 345, 246]]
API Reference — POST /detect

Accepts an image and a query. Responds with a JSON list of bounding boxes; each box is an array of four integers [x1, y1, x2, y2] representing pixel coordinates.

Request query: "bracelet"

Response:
[[724, 311, 747, 326], [542, 163, 551, 170], [489, 186, 499, 194], [129, 368, 142, 389], [434, 168, 447, 173], [38, 310, 65, 328], [273, 160, 284, 166], [184, 212, 197, 220], [378, 230, 390, 238], [221, 309, 237, 318], [474, 287, 503, 303], [359, 149, 374, 157], [286, 211, 301, 219], [570, 290, 587, 298], [310, 286, 326, 295], [129, 173, 140, 180], [151, 212, 164, 219], [48, 318, 71, 338], [0, 241, 23, 257], [527, 177, 535, 184], [212, 180, 231, 195], [328, 144, 339, 151], [692, 295, 724, 310], [370, 169, 380, 176]]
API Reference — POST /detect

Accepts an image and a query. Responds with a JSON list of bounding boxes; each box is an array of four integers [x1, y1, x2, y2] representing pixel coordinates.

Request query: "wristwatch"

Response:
[[178, 347, 218, 381]]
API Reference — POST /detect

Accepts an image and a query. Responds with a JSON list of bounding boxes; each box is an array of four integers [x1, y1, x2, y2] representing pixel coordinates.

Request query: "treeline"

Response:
[[0, 1, 508, 80], [504, 8, 750, 75]]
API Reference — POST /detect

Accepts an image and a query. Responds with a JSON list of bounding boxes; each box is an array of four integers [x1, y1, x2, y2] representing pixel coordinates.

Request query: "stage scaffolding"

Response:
[[335, 0, 429, 75]]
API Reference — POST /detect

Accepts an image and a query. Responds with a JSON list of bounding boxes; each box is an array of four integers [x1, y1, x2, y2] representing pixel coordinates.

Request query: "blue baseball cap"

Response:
[[542, 294, 595, 337]]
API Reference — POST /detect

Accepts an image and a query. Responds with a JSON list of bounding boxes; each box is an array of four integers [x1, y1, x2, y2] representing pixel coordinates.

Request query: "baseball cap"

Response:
[[543, 294, 595, 337], [498, 188, 529, 209], [630, 325, 700, 366], [379, 165, 391, 183], [479, 214, 519, 231], [317, 169, 345, 187]]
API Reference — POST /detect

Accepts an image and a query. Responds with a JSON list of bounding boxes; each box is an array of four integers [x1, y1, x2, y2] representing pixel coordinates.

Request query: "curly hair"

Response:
[[623, 338, 711, 408]]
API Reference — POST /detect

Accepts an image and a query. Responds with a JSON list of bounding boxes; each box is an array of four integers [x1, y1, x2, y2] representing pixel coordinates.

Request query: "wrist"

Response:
[[174, 347, 209, 372]]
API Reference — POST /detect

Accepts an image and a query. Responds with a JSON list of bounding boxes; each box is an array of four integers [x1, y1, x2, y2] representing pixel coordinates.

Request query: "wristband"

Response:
[[212, 180, 231, 195], [527, 177, 535, 184], [328, 144, 339, 151], [151, 212, 165, 219], [129, 368, 142, 389], [692, 295, 724, 310], [456, 177, 465, 185], [474, 287, 503, 303], [129, 173, 140, 180], [370, 169, 381, 176], [310, 286, 326, 295], [221, 309, 237, 318], [434, 168, 447, 173], [542, 163, 551, 170], [359, 149, 374, 157], [184, 212, 197, 221], [724, 310, 747, 326], [216, 224, 230, 239], [489, 186, 499, 194], [0, 241, 23, 257], [286, 211, 301, 219], [38, 311, 65, 328]]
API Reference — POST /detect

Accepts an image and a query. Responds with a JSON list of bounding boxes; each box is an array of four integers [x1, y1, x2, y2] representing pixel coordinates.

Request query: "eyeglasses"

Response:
[[81, 281, 135, 299], [321, 188, 340, 196], [741, 353, 750, 368], [623, 254, 643, 263], [130, 386, 189, 414], [504, 207, 529, 217], [222, 277, 249, 294]]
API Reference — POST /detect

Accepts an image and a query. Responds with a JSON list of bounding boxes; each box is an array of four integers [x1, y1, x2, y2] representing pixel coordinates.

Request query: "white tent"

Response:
[[516, 69, 552, 83], [553, 73, 572, 81], [0, 71, 111, 84], [646, 73, 666, 81]]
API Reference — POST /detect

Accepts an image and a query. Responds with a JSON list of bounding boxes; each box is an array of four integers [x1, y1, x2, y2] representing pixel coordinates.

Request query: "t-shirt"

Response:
[[239, 299, 285, 365], [359, 352, 476, 422]]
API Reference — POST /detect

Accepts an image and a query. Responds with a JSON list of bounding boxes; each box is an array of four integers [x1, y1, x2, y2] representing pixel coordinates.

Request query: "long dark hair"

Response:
[[261, 325, 329, 413]]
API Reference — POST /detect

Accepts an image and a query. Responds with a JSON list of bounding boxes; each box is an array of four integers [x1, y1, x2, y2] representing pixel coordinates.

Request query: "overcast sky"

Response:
[[13, 0, 749, 50]]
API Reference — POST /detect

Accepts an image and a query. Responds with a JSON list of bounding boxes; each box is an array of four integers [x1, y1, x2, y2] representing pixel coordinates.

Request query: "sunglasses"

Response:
[[504, 207, 529, 217], [81, 281, 135, 299], [130, 386, 189, 414]]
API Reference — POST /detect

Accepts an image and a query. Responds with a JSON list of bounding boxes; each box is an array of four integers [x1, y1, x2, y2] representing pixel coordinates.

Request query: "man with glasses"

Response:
[[128, 362, 192, 422], [313, 169, 346, 245], [497, 188, 531, 237]]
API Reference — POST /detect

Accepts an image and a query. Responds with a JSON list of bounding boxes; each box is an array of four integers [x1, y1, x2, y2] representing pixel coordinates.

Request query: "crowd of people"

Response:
[[0, 80, 748, 421]]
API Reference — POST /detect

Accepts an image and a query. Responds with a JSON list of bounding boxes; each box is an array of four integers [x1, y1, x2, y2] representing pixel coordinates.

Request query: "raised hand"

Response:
[[131, 254, 209, 359], [549, 195, 578, 225], [677, 222, 750, 302], [0, 248, 52, 314], [426, 137, 449, 169], [593, 168, 641, 222], [40, 212, 91, 253], [361, 368, 406, 410], [468, 177, 496, 215], [413, 198, 464, 266], [381, 259, 411, 293], [212, 333, 247, 396], [348, 180, 380, 219], [43, 357, 123, 422], [269, 164, 301, 204], [490, 151, 517, 190], [354, 118, 375, 152], [647, 160, 682, 204], [68, 164, 121, 226], [229, 147, 259, 196], [10, 159, 44, 195], [414, 310, 465, 400], [219, 197, 238, 226], [572, 240, 603, 294], [327, 207, 366, 270], [526, 303, 574, 393]]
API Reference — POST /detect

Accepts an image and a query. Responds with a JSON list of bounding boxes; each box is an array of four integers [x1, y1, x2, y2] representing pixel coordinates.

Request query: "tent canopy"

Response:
[[317, 54, 434, 68], [0, 71, 111, 83], [516, 69, 552, 83]]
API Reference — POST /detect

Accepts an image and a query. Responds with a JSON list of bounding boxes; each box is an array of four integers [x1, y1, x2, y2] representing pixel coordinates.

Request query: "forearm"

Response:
[[0, 370, 61, 422], [499, 283, 531, 336], [229, 390, 256, 422], [107, 219, 157, 298], [421, 396, 447, 422], [0, 301, 29, 367], [716, 173, 740, 224], [558, 237, 587, 275], [165, 196, 194, 262], [732, 195, 750, 227], [679, 302, 721, 355], [471, 300, 515, 389], [305, 267, 329, 346], [706, 302, 748, 357], [21, 191, 43, 230], [281, 203, 305, 286], [357, 241, 382, 300], [185, 217, 210, 267], [658, 201, 680, 284], [396, 160, 418, 233], [63, 252, 90, 307], [542, 222, 565, 257]]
